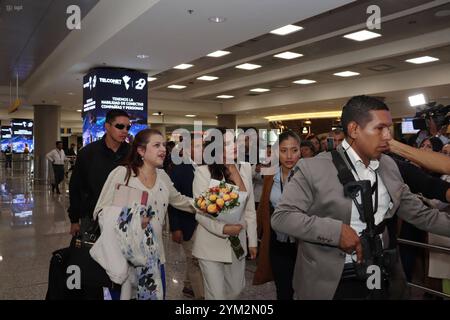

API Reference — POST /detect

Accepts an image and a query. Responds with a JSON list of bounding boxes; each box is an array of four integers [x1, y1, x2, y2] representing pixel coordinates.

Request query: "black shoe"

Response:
[[51, 184, 55, 193]]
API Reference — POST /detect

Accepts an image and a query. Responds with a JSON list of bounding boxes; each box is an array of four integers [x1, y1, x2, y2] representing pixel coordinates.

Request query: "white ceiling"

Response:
[[1, 0, 450, 132]]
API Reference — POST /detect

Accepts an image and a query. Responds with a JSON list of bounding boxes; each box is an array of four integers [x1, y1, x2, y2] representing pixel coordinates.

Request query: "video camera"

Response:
[[412, 102, 450, 131]]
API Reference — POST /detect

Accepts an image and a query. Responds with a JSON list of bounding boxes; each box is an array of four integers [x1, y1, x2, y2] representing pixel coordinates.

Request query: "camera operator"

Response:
[[413, 103, 449, 145]]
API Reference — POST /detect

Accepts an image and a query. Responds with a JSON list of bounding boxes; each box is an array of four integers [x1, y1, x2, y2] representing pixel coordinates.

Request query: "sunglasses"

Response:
[[114, 123, 131, 131]]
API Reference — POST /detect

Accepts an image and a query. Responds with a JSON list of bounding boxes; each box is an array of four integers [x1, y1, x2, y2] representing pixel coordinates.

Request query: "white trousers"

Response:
[[181, 239, 204, 299], [198, 253, 246, 300]]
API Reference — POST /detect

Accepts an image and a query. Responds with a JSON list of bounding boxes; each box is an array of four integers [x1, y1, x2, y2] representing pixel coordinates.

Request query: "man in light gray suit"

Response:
[[271, 95, 450, 300]]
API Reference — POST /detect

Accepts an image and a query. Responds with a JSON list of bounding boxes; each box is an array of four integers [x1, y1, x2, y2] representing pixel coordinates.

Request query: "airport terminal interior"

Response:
[[1, 0, 450, 300]]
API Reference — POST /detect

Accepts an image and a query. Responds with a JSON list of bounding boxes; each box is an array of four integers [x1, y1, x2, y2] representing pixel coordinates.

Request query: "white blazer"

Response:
[[192, 163, 258, 263]]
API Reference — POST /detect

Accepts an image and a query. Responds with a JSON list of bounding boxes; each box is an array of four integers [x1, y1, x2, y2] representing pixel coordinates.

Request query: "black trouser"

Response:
[[5, 155, 12, 168], [52, 164, 65, 187], [333, 264, 389, 300], [269, 231, 297, 300], [399, 222, 425, 282]]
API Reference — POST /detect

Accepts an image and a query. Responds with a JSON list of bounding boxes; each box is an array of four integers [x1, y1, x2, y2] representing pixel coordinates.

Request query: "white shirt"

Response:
[[341, 139, 392, 263], [46, 148, 66, 165]]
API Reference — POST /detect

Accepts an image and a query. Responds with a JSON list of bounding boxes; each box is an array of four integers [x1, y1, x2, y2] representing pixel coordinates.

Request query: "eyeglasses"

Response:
[[114, 123, 131, 131]]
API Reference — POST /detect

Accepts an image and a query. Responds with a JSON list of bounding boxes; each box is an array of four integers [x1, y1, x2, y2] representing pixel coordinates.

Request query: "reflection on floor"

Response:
[[0, 164, 275, 300]]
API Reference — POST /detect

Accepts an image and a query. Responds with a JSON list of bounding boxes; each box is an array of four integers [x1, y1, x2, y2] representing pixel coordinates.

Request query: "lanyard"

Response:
[[280, 167, 284, 193]]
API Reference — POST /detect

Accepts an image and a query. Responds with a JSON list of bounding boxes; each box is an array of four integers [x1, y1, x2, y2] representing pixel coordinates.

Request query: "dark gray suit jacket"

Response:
[[271, 145, 450, 300]]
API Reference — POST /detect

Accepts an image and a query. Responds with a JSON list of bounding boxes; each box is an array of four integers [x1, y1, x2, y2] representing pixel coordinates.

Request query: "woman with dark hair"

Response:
[[300, 140, 315, 158], [306, 134, 321, 155], [94, 128, 196, 300], [253, 130, 301, 300], [420, 136, 444, 153], [192, 128, 258, 300]]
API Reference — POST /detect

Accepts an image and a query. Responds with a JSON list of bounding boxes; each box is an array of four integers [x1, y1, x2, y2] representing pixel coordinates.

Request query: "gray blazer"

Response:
[[271, 145, 450, 300]]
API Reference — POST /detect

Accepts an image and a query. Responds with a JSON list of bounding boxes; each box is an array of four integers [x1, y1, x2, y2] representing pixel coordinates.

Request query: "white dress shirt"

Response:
[[46, 148, 66, 165], [341, 139, 392, 263]]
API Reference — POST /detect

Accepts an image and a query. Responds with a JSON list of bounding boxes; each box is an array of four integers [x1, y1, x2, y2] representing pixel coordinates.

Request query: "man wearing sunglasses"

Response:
[[67, 109, 131, 298]]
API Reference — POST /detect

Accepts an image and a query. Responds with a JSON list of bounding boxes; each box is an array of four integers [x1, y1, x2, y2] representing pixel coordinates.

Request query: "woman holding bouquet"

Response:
[[253, 130, 301, 300], [94, 128, 196, 299], [192, 128, 258, 300]]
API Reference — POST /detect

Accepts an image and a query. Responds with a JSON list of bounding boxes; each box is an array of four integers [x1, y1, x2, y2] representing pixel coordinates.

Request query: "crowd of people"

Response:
[[50, 95, 450, 300]]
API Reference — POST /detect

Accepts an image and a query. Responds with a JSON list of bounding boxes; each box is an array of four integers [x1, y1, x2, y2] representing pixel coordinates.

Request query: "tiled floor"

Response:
[[0, 163, 275, 300]]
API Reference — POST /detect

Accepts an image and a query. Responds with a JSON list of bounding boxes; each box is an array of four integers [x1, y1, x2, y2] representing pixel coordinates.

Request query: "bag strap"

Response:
[[331, 150, 355, 186]]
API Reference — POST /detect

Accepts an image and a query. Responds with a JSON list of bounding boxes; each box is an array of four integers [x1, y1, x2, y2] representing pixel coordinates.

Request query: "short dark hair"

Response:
[[105, 109, 130, 124], [421, 136, 444, 152], [341, 95, 389, 135], [300, 140, 314, 152], [56, 141, 62, 146], [332, 128, 343, 135]]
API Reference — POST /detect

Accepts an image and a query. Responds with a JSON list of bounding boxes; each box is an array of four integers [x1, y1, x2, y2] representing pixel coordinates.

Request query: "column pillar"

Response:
[[217, 114, 237, 131], [33, 105, 61, 181]]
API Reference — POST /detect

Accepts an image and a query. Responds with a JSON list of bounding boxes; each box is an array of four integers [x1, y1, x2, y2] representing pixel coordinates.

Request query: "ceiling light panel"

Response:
[[197, 75, 219, 81], [235, 63, 261, 70], [173, 64, 193, 70], [270, 24, 303, 36], [207, 50, 230, 57], [273, 51, 303, 60], [343, 30, 381, 41], [333, 71, 360, 77], [168, 85, 187, 89], [405, 56, 439, 64]]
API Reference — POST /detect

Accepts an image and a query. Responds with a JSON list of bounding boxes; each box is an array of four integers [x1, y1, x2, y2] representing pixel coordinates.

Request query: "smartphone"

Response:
[[327, 137, 334, 151]]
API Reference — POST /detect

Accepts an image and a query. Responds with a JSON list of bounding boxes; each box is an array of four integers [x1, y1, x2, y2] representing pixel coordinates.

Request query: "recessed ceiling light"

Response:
[[250, 88, 270, 93], [68, 92, 75, 95], [343, 30, 381, 41], [173, 64, 193, 70], [152, 112, 163, 116], [235, 63, 261, 70], [405, 56, 439, 64], [208, 16, 226, 23], [293, 79, 317, 85], [185, 114, 196, 118], [167, 85, 187, 89], [333, 71, 360, 77], [147, 77, 157, 82], [207, 50, 230, 57], [137, 54, 149, 59], [270, 24, 303, 36], [197, 75, 219, 81], [273, 51, 303, 60], [217, 95, 234, 99], [76, 109, 82, 112], [408, 93, 426, 107]]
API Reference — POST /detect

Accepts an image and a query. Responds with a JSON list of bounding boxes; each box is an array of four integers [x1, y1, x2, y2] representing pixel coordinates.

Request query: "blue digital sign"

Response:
[[11, 119, 34, 153], [1, 126, 12, 152], [82, 68, 148, 146]]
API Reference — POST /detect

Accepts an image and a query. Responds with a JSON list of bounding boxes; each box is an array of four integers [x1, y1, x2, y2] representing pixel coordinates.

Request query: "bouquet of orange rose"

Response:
[[194, 179, 246, 259]]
